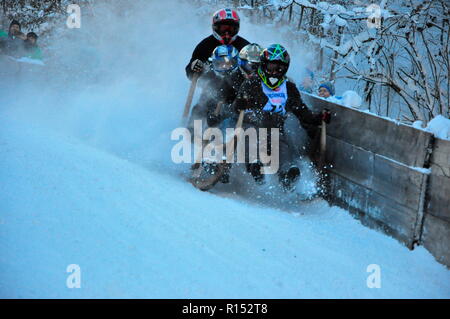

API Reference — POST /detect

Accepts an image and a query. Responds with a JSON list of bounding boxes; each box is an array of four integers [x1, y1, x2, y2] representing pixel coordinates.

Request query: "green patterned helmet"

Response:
[[258, 44, 290, 89]]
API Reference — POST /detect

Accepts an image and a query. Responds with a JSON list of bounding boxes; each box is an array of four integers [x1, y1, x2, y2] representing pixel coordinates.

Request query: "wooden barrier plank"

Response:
[[372, 154, 424, 210], [300, 93, 449, 266], [421, 214, 450, 267], [302, 93, 433, 167], [365, 191, 417, 247], [427, 137, 450, 223], [426, 174, 450, 223], [430, 138, 450, 177], [326, 136, 425, 210], [326, 136, 374, 188], [327, 172, 417, 247], [327, 170, 369, 213]]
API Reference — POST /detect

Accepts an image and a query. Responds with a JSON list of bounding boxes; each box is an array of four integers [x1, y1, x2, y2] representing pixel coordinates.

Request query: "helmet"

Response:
[[210, 45, 240, 76], [212, 8, 240, 44], [258, 44, 290, 89], [239, 43, 263, 77]]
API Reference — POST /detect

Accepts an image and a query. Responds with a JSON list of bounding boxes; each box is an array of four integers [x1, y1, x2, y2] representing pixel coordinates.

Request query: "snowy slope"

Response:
[[1, 0, 449, 298], [1, 110, 450, 299]]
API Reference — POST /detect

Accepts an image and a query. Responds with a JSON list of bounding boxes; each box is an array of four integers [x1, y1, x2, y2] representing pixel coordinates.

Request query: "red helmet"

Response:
[[212, 8, 240, 45]]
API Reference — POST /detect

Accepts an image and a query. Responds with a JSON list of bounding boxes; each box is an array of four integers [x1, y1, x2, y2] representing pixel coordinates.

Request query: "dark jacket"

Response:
[[185, 34, 250, 80], [232, 77, 322, 135], [0, 34, 25, 57], [23, 40, 43, 60], [198, 69, 245, 127]]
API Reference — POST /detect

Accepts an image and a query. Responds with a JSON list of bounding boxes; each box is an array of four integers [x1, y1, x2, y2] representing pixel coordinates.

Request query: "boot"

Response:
[[219, 163, 231, 184], [279, 166, 300, 192], [247, 162, 265, 185], [203, 162, 220, 176]]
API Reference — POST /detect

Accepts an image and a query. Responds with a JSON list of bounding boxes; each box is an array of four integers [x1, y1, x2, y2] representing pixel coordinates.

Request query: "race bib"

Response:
[[261, 81, 287, 115]]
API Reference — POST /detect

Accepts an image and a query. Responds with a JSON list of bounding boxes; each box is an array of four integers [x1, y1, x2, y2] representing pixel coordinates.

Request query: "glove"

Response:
[[207, 112, 220, 127], [235, 103, 252, 113], [235, 92, 255, 112], [233, 98, 248, 112], [191, 59, 204, 73], [321, 109, 331, 124]]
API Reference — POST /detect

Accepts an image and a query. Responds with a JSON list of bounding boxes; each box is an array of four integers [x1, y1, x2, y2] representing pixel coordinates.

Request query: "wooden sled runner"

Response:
[[190, 110, 245, 191]]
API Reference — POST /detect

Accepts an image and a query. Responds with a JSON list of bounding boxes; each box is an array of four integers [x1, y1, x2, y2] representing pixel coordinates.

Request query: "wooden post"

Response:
[[412, 173, 430, 248], [413, 135, 435, 246]]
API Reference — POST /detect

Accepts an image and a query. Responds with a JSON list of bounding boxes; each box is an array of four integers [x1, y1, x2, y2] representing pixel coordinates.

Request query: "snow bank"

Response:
[[14, 56, 45, 66], [412, 115, 450, 140], [412, 120, 425, 130], [342, 90, 363, 109], [318, 90, 363, 109], [426, 115, 450, 140]]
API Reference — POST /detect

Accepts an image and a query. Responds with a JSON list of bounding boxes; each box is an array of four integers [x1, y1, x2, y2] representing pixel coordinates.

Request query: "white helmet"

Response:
[[239, 43, 262, 77]]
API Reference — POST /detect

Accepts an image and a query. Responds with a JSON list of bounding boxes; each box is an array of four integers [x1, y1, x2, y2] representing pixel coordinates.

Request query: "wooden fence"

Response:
[[303, 93, 450, 268], [422, 138, 450, 266]]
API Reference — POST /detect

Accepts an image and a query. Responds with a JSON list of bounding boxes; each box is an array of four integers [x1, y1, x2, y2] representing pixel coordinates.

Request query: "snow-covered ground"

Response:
[[1, 1, 449, 298]]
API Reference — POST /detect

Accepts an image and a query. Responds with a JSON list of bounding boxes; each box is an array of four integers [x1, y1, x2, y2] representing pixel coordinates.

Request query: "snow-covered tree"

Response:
[[210, 0, 449, 123]]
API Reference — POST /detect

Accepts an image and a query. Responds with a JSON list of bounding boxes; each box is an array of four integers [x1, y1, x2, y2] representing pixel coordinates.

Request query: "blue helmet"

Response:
[[210, 45, 240, 75]]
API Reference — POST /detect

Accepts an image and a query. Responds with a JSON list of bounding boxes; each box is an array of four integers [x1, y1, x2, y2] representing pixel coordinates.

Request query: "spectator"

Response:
[[0, 24, 9, 52], [0, 20, 26, 57], [233, 44, 331, 190], [318, 81, 364, 107], [23, 32, 43, 60], [318, 81, 335, 98]]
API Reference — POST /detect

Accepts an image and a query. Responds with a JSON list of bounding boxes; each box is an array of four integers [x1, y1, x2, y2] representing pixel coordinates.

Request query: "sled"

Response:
[[190, 110, 244, 191]]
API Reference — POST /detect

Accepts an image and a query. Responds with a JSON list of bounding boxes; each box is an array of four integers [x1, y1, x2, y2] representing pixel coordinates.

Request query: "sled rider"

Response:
[[0, 20, 26, 57], [232, 44, 331, 191], [185, 8, 250, 80], [238, 43, 263, 80], [189, 44, 246, 184]]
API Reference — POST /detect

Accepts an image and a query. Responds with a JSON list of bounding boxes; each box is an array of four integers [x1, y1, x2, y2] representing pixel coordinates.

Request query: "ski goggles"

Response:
[[216, 23, 238, 36], [240, 60, 259, 74], [212, 56, 238, 72], [265, 61, 288, 76]]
